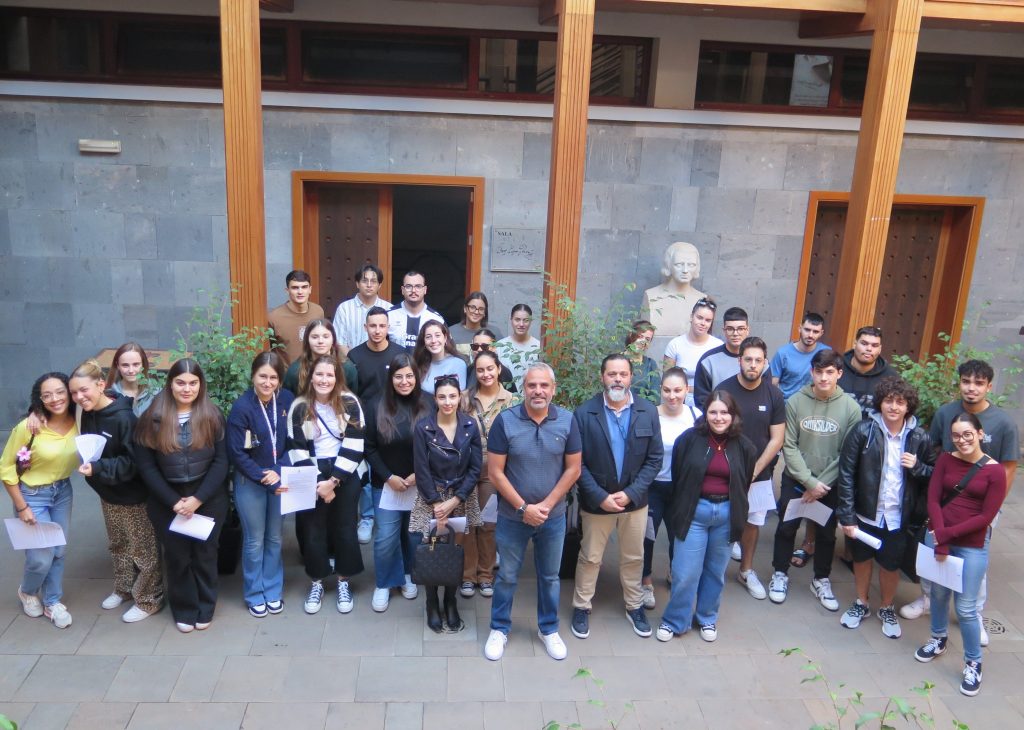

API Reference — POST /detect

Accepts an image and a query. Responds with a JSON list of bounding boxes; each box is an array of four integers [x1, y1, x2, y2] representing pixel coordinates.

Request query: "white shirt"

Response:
[[332, 295, 391, 350], [858, 424, 908, 530], [663, 334, 723, 405], [656, 406, 701, 482], [312, 402, 343, 457]]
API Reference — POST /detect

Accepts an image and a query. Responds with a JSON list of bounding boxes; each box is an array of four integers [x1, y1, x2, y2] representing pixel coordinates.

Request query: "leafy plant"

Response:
[[891, 318, 1022, 426], [141, 286, 277, 415], [0, 713, 18, 730], [780, 647, 968, 730], [544, 667, 636, 730]]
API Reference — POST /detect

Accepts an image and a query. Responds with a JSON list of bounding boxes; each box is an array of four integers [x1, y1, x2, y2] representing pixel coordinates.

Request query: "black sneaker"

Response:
[[960, 660, 982, 696], [626, 607, 652, 638], [914, 636, 947, 663], [571, 608, 590, 639]]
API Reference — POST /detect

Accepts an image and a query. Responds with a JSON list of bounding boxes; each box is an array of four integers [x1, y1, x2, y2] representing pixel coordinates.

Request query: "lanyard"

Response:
[[258, 392, 278, 462]]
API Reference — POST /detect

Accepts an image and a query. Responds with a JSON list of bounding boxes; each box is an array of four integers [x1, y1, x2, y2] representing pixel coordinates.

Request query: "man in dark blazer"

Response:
[[571, 354, 663, 640]]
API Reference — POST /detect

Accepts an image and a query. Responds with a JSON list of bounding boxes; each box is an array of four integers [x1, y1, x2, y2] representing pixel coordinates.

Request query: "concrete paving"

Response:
[[2, 475, 1021, 729]]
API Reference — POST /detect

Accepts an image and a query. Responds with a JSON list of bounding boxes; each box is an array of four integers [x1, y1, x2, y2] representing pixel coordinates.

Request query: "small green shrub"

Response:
[[543, 667, 635, 730], [0, 713, 19, 730]]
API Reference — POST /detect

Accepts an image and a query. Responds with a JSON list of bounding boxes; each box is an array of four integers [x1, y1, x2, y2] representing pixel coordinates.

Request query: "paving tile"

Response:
[[659, 655, 751, 699], [698, 697, 815, 729], [394, 617, 425, 657], [446, 657, 505, 702], [355, 657, 447, 702], [66, 701, 136, 730], [0, 702, 34, 728], [104, 655, 186, 702], [211, 656, 289, 702], [384, 701, 423, 730], [320, 614, 398, 656], [500, 656, 588, 702], [482, 700, 543, 730], [575, 656, 670, 701], [0, 613, 95, 654], [21, 702, 77, 730], [151, 618, 256, 656], [169, 655, 225, 702], [631, 699, 704, 730], [76, 609, 166, 655], [240, 701, 328, 730], [0, 655, 37, 701], [280, 656, 359, 702], [15, 654, 123, 702], [324, 701, 387, 729], [423, 700, 482, 727], [126, 702, 246, 730], [250, 612, 327, 656]]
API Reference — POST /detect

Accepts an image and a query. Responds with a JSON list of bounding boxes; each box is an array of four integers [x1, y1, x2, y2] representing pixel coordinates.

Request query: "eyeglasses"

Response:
[[951, 431, 977, 443], [434, 374, 460, 387], [402, 284, 426, 291], [358, 277, 379, 285], [465, 305, 485, 314], [695, 298, 717, 310], [41, 389, 67, 403], [723, 326, 749, 335], [470, 343, 492, 352]]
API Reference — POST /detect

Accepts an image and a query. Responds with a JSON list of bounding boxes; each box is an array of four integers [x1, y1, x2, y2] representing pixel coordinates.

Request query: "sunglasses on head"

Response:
[[470, 342, 492, 352], [696, 298, 717, 310], [433, 374, 460, 387]]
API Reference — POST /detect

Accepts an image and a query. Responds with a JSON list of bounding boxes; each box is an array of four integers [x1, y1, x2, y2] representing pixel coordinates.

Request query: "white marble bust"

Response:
[[640, 241, 707, 337]]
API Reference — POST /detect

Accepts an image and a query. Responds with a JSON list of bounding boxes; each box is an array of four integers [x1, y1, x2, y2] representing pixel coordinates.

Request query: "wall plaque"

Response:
[[489, 228, 545, 272]]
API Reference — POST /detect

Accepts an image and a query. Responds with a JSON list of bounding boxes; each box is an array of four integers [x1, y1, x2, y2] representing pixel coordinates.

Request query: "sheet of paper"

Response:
[[379, 482, 418, 512], [481, 494, 498, 524], [783, 497, 833, 527], [852, 528, 882, 550], [75, 433, 107, 463], [428, 516, 467, 534], [747, 479, 776, 514], [4, 518, 67, 550], [169, 513, 216, 541], [915, 543, 964, 593], [279, 465, 319, 515]]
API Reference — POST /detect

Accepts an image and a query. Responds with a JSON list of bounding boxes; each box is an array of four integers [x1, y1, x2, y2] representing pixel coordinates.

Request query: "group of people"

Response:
[[2, 269, 1016, 699]]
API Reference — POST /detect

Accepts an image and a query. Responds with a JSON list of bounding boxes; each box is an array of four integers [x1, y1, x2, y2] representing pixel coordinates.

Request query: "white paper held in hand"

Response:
[[428, 516, 467, 534], [480, 494, 498, 524], [783, 497, 833, 526], [169, 513, 216, 541], [915, 543, 964, 593], [747, 479, 776, 514], [279, 465, 319, 515], [379, 482, 418, 511], [851, 527, 882, 550], [75, 433, 107, 463], [4, 518, 67, 550]]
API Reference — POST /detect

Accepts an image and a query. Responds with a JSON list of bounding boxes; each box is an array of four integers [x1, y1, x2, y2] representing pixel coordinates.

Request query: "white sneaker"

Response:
[[980, 619, 990, 647], [899, 594, 930, 620], [699, 623, 718, 642], [402, 575, 418, 600], [768, 571, 789, 604], [304, 580, 324, 614], [122, 605, 155, 623], [484, 629, 507, 660], [811, 577, 839, 612], [731, 542, 742, 562], [878, 605, 902, 639], [371, 587, 390, 613], [337, 579, 354, 614], [17, 587, 43, 618], [176, 622, 195, 633], [101, 592, 125, 610], [656, 624, 675, 642], [738, 570, 767, 600], [641, 584, 656, 610], [357, 518, 373, 544], [538, 630, 568, 660], [195, 621, 211, 631], [44, 602, 72, 629]]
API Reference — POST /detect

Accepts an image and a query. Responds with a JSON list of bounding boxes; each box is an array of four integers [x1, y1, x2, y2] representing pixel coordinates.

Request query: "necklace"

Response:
[[709, 433, 727, 452]]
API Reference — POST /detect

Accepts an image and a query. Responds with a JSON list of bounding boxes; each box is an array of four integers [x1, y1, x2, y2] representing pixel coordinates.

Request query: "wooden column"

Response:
[[829, 0, 922, 347], [220, 0, 268, 332], [543, 0, 594, 313]]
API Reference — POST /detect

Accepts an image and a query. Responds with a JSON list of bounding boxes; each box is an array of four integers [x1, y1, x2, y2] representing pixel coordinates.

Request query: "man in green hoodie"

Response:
[[768, 349, 862, 609]]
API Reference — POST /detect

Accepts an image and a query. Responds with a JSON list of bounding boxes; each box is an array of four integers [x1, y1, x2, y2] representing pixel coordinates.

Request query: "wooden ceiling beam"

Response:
[[259, 0, 294, 12], [540, 0, 559, 25], [923, 0, 1024, 24], [799, 11, 875, 37], [606, 0, 867, 14]]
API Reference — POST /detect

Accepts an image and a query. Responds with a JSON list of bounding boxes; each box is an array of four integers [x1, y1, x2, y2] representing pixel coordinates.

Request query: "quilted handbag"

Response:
[[411, 525, 464, 587]]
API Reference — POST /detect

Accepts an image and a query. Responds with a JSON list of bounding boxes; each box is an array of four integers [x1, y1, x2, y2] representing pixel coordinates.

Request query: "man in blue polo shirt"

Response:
[[484, 362, 582, 662]]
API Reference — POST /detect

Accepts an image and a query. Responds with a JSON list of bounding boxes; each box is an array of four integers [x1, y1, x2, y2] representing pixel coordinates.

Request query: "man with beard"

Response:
[[838, 326, 897, 419], [718, 337, 786, 600], [771, 312, 828, 399], [693, 307, 760, 409], [570, 354, 663, 640]]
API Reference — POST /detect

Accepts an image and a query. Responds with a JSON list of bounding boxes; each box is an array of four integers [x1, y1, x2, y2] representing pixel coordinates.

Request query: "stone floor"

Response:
[[1, 475, 1022, 730]]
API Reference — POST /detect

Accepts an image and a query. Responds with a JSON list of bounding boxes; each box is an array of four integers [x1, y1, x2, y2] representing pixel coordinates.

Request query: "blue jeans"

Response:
[[234, 472, 284, 607], [643, 479, 675, 578], [372, 487, 414, 589], [490, 513, 565, 636], [18, 478, 73, 606], [359, 479, 374, 523], [926, 532, 987, 663], [661, 498, 731, 633]]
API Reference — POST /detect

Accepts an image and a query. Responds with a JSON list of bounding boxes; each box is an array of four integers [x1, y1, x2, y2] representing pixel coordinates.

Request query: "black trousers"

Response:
[[296, 467, 364, 581], [147, 494, 227, 625], [772, 473, 838, 580]]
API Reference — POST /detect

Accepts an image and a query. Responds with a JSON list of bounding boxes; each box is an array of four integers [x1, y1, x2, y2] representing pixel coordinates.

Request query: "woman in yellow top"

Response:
[[1, 372, 79, 629]]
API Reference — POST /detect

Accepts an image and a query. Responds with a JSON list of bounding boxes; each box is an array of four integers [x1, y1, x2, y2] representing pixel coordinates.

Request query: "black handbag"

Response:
[[411, 525, 464, 587], [559, 486, 582, 580], [217, 476, 243, 575]]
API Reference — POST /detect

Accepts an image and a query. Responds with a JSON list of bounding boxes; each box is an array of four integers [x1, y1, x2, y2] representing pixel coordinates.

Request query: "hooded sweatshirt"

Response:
[[837, 349, 897, 419], [77, 393, 147, 505], [782, 383, 862, 490]]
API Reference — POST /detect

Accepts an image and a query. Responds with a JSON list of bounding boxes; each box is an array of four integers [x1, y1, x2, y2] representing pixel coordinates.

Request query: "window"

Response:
[[117, 21, 222, 79], [983, 60, 1024, 112], [697, 49, 833, 108], [0, 13, 101, 76]]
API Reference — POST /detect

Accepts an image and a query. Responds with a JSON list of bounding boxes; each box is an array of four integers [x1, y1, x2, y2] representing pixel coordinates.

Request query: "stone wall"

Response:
[[1, 97, 1022, 430]]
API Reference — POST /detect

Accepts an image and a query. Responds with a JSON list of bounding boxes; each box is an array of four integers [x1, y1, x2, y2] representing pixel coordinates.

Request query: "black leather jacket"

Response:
[[836, 417, 935, 527]]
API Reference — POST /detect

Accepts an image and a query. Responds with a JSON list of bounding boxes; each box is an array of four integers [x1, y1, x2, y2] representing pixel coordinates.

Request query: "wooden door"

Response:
[[316, 187, 388, 317]]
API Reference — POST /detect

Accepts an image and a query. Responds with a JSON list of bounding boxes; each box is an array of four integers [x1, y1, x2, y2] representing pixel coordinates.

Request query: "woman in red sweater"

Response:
[[913, 412, 1005, 697]]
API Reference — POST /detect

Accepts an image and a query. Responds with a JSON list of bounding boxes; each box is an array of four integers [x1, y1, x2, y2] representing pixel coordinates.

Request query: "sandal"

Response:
[[790, 543, 815, 568]]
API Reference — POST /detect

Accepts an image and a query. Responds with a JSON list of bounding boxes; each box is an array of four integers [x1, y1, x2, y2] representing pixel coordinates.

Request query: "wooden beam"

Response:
[[829, 0, 923, 350], [259, 0, 294, 12], [923, 0, 1024, 24], [220, 0, 268, 332], [539, 0, 559, 26], [609, 0, 867, 13], [798, 11, 875, 37], [544, 0, 595, 312]]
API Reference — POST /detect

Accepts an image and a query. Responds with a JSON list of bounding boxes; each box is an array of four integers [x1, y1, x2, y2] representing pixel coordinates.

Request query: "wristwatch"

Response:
[[516, 502, 527, 517]]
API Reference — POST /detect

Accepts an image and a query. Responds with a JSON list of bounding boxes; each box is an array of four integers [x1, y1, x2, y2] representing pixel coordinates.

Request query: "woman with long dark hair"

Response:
[[625, 319, 660, 404], [70, 359, 163, 622], [365, 353, 431, 612], [409, 374, 482, 632], [285, 355, 366, 615], [108, 342, 157, 415], [134, 359, 229, 633], [656, 390, 756, 643], [662, 297, 722, 407], [413, 320, 467, 395], [227, 351, 293, 618], [2, 372, 78, 628], [282, 318, 358, 396], [449, 292, 502, 357], [913, 412, 1006, 697]]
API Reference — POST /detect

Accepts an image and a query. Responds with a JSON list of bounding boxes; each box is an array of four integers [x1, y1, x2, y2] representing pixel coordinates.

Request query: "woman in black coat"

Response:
[[657, 390, 756, 644]]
